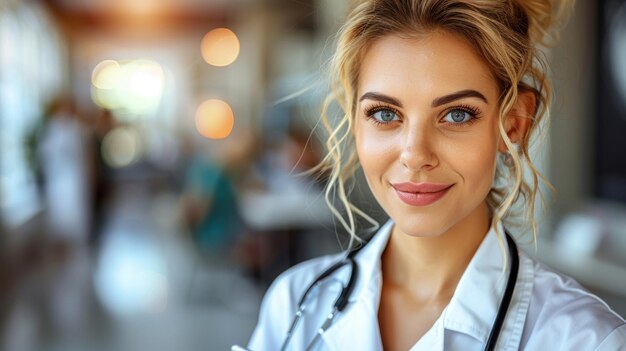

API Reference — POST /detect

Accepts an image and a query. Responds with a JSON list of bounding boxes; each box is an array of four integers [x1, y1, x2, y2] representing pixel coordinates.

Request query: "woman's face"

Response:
[[355, 31, 501, 237]]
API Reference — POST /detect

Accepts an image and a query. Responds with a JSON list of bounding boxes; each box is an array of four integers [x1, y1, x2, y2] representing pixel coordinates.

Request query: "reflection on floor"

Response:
[[1, 184, 264, 351]]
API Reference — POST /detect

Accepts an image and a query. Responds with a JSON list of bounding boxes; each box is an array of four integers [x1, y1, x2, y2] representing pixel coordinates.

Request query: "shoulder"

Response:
[[521, 255, 626, 350], [247, 253, 342, 349], [529, 259, 625, 326], [265, 253, 343, 303]]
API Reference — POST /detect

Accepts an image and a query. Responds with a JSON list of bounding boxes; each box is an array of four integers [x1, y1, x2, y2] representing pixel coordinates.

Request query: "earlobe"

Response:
[[498, 91, 535, 153]]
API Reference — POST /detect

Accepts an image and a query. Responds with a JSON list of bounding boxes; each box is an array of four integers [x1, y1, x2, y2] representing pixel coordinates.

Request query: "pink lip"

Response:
[[391, 182, 454, 206]]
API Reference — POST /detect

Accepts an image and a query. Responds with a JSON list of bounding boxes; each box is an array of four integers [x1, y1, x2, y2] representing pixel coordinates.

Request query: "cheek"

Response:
[[355, 125, 398, 181], [448, 130, 499, 190]]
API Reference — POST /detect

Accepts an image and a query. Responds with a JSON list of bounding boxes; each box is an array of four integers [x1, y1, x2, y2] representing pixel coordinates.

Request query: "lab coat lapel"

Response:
[[320, 285, 384, 351], [319, 221, 394, 351], [441, 222, 534, 349]]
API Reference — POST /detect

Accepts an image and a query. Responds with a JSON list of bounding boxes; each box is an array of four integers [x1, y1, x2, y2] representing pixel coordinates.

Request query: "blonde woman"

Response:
[[245, 0, 626, 350]]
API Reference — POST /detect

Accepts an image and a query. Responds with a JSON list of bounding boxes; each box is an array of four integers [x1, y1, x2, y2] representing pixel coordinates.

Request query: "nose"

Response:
[[399, 126, 439, 171]]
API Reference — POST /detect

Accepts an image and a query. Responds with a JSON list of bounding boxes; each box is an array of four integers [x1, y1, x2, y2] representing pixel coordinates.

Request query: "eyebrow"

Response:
[[431, 89, 488, 107], [359, 92, 402, 107], [358, 89, 488, 108]]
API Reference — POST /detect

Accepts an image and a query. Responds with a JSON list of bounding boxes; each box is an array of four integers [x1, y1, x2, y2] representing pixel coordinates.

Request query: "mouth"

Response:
[[391, 182, 454, 207]]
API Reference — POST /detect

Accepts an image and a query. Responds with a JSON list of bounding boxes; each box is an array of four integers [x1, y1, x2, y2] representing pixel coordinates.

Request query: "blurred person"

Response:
[[262, 122, 324, 193], [34, 94, 98, 345], [38, 95, 90, 248], [227, 121, 331, 284], [284, 122, 324, 172], [89, 108, 115, 249], [180, 150, 243, 255], [284, 123, 324, 176], [244, 1, 626, 351]]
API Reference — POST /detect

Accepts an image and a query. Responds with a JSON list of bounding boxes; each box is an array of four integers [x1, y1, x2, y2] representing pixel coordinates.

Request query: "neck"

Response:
[[381, 203, 491, 301]]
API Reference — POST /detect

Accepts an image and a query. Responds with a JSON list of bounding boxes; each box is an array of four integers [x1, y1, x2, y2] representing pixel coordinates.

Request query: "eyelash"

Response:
[[363, 103, 483, 127], [446, 104, 482, 127], [363, 103, 401, 126]]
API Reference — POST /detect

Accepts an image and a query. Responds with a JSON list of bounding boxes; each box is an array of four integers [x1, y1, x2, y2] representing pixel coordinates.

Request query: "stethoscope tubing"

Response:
[[281, 230, 519, 351], [485, 232, 519, 351]]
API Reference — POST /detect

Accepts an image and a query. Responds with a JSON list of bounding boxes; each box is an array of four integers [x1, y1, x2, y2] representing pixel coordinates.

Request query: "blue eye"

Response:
[[443, 109, 474, 124], [371, 109, 400, 123]]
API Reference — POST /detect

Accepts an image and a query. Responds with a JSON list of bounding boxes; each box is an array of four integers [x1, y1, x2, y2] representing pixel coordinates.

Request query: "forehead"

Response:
[[358, 31, 498, 102]]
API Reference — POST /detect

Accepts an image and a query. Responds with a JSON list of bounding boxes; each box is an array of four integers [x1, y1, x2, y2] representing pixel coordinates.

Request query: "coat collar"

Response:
[[321, 220, 534, 351], [441, 220, 533, 349]]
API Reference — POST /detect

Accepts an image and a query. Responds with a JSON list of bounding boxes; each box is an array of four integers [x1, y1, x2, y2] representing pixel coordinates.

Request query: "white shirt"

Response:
[[247, 221, 626, 350]]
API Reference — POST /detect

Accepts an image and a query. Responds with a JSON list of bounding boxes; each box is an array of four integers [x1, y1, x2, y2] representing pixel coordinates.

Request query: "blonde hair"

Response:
[[313, 0, 573, 248]]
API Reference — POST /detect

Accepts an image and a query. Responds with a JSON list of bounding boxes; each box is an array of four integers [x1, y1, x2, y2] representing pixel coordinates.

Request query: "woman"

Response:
[[247, 0, 626, 350]]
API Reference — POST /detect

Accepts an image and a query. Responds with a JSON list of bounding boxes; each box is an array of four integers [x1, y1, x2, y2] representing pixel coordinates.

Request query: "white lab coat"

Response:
[[247, 221, 626, 350]]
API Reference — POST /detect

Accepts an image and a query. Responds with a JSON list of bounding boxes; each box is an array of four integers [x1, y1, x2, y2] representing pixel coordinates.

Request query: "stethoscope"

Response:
[[279, 230, 519, 351]]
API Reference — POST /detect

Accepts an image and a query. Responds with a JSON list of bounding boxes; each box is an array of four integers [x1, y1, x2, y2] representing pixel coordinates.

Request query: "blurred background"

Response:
[[0, 0, 625, 350]]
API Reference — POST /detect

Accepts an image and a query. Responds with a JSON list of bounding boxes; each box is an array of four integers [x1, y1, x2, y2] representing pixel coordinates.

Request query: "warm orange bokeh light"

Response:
[[195, 99, 235, 139], [201, 28, 240, 67]]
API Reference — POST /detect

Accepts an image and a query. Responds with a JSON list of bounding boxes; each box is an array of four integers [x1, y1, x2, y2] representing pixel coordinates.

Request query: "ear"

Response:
[[498, 90, 535, 153]]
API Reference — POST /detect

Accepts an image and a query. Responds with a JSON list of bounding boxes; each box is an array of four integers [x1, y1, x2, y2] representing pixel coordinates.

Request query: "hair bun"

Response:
[[514, 0, 575, 46]]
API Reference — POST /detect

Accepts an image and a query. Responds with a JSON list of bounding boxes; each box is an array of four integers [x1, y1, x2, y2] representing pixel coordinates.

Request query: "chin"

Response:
[[391, 215, 454, 238]]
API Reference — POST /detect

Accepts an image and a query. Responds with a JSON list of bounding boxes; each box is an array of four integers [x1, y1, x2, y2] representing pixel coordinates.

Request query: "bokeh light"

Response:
[[127, 59, 165, 99], [92, 60, 122, 90], [90, 59, 165, 118], [101, 127, 143, 168], [195, 99, 235, 139], [200, 28, 240, 67]]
